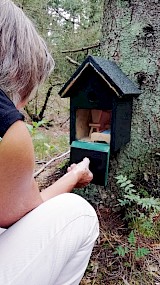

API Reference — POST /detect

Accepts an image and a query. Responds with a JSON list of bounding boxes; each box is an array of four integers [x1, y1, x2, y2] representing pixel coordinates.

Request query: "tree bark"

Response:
[[101, 0, 160, 181]]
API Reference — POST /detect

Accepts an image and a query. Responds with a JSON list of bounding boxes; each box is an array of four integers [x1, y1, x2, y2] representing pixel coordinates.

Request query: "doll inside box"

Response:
[[76, 109, 112, 144]]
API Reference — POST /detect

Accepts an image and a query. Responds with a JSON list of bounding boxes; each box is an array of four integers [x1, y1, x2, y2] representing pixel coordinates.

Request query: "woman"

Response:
[[0, 1, 99, 284]]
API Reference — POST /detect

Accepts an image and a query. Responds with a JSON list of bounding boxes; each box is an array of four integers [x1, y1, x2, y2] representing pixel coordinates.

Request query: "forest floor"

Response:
[[27, 91, 160, 285]]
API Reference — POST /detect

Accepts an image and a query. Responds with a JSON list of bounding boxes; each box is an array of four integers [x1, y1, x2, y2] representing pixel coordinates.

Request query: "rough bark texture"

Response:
[[101, 0, 160, 188]]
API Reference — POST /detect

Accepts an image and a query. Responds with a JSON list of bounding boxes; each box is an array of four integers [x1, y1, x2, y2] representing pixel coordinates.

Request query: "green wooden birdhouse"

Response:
[[59, 55, 141, 186]]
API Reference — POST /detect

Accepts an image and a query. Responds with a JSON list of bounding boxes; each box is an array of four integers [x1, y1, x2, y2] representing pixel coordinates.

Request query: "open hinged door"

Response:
[[70, 141, 110, 186]]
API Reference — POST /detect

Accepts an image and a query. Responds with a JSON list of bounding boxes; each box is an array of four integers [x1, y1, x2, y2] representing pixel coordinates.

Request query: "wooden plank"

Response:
[[76, 109, 91, 139]]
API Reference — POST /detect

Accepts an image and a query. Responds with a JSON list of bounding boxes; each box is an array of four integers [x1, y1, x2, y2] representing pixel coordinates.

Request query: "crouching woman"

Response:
[[0, 1, 99, 284]]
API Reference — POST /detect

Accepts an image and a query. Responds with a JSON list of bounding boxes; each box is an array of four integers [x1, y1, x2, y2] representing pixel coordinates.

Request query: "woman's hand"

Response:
[[41, 157, 93, 202], [67, 157, 93, 188]]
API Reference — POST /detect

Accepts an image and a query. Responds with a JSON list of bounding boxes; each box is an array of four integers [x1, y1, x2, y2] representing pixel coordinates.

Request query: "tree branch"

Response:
[[38, 86, 53, 120], [66, 56, 80, 66], [60, 117, 70, 127], [34, 150, 70, 178], [25, 82, 64, 122], [62, 42, 100, 53]]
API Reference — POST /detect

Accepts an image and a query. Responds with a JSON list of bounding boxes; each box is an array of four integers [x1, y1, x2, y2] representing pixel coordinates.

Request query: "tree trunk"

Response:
[[101, 0, 160, 184]]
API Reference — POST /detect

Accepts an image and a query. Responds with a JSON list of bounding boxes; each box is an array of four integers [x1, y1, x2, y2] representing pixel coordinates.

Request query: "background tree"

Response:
[[16, 0, 103, 79], [101, 0, 160, 186], [15, 0, 103, 121], [47, 0, 103, 80]]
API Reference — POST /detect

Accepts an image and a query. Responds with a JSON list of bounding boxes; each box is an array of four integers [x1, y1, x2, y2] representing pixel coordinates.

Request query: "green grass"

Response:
[[32, 131, 69, 160]]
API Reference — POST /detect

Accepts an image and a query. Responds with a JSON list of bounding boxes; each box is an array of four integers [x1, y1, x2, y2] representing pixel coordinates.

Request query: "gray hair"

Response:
[[0, 0, 54, 106]]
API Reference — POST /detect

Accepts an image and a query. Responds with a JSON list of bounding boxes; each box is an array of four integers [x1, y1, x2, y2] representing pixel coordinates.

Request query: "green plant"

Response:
[[116, 175, 160, 216], [128, 230, 136, 246], [26, 118, 69, 160], [115, 231, 150, 261], [33, 135, 58, 160], [134, 247, 150, 259], [26, 119, 48, 136], [132, 214, 160, 238], [73, 184, 99, 206], [115, 175, 160, 238], [115, 245, 129, 257]]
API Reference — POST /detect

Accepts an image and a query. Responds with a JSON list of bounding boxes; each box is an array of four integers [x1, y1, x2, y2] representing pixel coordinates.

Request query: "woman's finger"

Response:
[[82, 157, 90, 167], [67, 163, 77, 172]]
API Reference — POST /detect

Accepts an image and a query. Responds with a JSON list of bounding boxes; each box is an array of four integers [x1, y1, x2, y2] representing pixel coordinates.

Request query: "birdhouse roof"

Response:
[[59, 55, 141, 98]]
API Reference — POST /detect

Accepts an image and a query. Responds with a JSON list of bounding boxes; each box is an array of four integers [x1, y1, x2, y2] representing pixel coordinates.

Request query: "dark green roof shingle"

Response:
[[59, 55, 141, 97]]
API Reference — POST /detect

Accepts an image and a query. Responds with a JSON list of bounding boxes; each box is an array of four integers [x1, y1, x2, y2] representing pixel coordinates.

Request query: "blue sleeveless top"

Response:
[[0, 89, 24, 138]]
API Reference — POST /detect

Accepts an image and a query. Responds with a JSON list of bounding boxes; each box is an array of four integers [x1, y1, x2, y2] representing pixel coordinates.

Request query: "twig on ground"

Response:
[[121, 276, 131, 285], [34, 150, 70, 178], [66, 56, 80, 66], [35, 160, 47, 164]]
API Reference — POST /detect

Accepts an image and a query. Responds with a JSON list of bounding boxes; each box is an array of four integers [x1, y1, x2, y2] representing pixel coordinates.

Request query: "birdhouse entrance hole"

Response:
[[76, 108, 112, 144]]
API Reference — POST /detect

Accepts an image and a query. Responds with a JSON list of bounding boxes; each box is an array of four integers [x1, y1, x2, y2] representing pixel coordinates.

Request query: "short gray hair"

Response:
[[0, 0, 54, 105]]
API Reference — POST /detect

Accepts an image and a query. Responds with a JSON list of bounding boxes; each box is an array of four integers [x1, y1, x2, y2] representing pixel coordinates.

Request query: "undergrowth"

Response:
[[81, 175, 160, 285], [115, 174, 160, 240], [27, 121, 69, 160]]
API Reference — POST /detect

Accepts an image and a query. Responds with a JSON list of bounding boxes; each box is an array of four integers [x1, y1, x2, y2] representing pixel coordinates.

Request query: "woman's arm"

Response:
[[0, 121, 43, 227], [0, 120, 92, 227], [40, 158, 93, 201]]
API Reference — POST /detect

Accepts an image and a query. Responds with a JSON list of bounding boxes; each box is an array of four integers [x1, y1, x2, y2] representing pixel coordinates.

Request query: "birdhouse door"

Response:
[[70, 140, 110, 186]]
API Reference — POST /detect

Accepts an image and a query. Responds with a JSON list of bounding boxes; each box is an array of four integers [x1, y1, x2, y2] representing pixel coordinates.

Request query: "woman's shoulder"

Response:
[[0, 120, 35, 171]]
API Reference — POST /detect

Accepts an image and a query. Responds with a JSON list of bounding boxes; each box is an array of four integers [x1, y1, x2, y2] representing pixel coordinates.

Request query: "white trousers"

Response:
[[0, 193, 99, 285]]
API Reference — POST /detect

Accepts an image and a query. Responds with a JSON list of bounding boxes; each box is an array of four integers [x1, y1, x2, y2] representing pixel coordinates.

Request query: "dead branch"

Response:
[[34, 150, 70, 178], [60, 117, 70, 127], [50, 82, 65, 87], [25, 82, 64, 122], [62, 42, 100, 53], [66, 56, 80, 66], [38, 86, 53, 120]]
